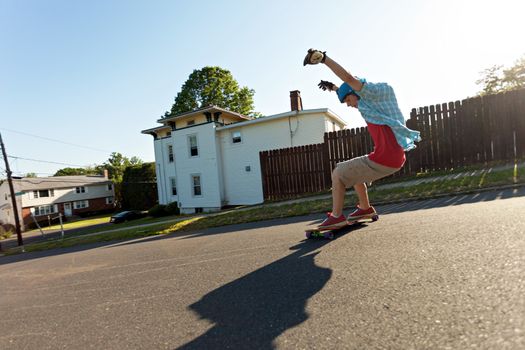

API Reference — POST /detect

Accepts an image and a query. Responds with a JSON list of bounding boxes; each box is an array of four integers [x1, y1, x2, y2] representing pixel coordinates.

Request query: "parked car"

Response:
[[109, 210, 147, 224]]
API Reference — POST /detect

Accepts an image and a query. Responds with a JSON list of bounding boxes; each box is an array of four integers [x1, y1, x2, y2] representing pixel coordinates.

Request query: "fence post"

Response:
[[323, 133, 331, 188]]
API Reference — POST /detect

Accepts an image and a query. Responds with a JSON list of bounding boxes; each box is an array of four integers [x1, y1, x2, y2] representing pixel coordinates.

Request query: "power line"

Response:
[[18, 178, 110, 184], [11, 171, 55, 176], [7, 155, 87, 167], [0, 127, 113, 154]]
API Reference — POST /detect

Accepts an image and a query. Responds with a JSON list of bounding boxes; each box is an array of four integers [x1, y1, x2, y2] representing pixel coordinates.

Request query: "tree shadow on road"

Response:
[[175, 226, 362, 350]]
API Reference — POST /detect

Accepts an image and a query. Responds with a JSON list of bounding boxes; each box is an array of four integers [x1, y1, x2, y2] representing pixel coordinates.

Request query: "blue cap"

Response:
[[336, 78, 366, 103]]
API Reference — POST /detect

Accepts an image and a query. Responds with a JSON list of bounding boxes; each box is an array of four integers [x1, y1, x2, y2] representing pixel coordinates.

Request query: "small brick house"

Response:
[[0, 173, 115, 231]]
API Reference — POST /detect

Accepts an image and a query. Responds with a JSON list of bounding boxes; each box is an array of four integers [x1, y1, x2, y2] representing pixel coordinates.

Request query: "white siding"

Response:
[[22, 184, 114, 207], [153, 136, 178, 205], [171, 123, 222, 211], [0, 182, 12, 225], [325, 117, 343, 132], [218, 112, 330, 205]]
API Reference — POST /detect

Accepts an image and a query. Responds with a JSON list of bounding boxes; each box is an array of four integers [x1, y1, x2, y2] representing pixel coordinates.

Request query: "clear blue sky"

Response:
[[1, 0, 523, 177]]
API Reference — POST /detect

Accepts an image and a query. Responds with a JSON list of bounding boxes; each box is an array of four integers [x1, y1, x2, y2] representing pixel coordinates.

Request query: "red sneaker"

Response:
[[318, 212, 347, 230], [347, 206, 377, 222]]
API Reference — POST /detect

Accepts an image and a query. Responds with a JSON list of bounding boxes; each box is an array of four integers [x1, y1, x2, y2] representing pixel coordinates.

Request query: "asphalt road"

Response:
[[1, 188, 524, 350]]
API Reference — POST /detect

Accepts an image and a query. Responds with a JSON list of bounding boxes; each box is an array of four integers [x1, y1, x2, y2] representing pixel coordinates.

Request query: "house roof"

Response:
[[216, 108, 347, 131], [157, 105, 252, 124], [141, 125, 172, 135], [13, 175, 111, 191]]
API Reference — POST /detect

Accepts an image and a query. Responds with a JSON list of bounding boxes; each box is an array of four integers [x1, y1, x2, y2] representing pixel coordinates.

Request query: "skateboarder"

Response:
[[304, 49, 421, 230]]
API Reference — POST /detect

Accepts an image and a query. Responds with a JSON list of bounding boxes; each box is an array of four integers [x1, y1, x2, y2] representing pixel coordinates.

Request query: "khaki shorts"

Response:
[[334, 155, 400, 188]]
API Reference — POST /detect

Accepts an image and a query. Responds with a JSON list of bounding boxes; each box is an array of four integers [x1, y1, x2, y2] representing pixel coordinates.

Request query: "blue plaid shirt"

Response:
[[357, 82, 421, 151]]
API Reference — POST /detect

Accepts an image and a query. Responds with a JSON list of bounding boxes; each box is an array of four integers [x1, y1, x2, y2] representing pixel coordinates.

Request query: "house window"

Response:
[[168, 145, 174, 162], [187, 120, 195, 126], [170, 177, 177, 196], [192, 175, 202, 196], [106, 197, 114, 205], [76, 186, 86, 194], [32, 205, 58, 216], [232, 131, 242, 144], [188, 135, 199, 157], [166, 131, 171, 137], [33, 189, 54, 198], [74, 200, 89, 209], [107, 183, 113, 191]]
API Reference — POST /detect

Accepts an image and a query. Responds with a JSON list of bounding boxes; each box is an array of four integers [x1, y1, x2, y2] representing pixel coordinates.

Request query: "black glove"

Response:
[[303, 49, 326, 66], [318, 80, 336, 91]]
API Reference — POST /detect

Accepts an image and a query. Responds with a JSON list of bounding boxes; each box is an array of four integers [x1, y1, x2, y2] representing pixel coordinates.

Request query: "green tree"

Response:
[[121, 162, 157, 210], [54, 166, 101, 176], [477, 55, 525, 95], [168, 66, 259, 117], [25, 172, 37, 178], [54, 167, 87, 176], [103, 152, 143, 208], [502, 55, 525, 90]]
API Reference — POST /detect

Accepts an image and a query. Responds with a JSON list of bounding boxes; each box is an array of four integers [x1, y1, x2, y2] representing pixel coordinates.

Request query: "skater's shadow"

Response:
[[176, 236, 342, 349]]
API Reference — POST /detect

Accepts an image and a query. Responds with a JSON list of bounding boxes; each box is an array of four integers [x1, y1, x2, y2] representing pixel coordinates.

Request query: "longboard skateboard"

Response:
[[305, 214, 379, 240]]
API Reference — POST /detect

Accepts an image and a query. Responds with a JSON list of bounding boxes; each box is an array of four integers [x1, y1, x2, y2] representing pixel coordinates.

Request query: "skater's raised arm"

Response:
[[323, 56, 363, 92], [303, 49, 363, 92]]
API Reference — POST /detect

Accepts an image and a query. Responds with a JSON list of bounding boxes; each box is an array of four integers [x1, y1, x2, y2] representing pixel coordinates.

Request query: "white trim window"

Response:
[[170, 177, 177, 196], [232, 131, 242, 144], [107, 183, 113, 191], [192, 175, 202, 196], [32, 189, 54, 198], [76, 186, 87, 194], [188, 134, 199, 157], [106, 197, 114, 205], [31, 204, 58, 216], [74, 200, 89, 209], [168, 144, 174, 162]]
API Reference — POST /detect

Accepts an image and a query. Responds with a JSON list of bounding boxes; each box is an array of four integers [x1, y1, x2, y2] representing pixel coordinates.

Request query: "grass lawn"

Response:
[[4, 162, 524, 255], [31, 214, 114, 233]]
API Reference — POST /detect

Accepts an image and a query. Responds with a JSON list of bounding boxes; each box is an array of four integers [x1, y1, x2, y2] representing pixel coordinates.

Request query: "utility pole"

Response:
[[0, 133, 23, 246]]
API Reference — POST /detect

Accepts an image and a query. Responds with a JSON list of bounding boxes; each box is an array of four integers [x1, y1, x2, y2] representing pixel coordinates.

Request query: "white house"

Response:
[[142, 91, 346, 214], [0, 173, 115, 231]]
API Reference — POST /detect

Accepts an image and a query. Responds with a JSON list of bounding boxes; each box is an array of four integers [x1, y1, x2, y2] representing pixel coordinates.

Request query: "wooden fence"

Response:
[[260, 88, 525, 201]]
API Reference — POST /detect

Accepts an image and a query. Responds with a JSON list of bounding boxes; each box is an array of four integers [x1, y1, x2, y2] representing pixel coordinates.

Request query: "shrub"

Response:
[[0, 225, 13, 240], [165, 202, 180, 216], [2, 224, 15, 233], [148, 204, 167, 218]]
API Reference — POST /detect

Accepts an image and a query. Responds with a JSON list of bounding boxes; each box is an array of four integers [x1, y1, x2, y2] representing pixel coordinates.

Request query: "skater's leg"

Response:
[[353, 182, 370, 209], [331, 168, 346, 217]]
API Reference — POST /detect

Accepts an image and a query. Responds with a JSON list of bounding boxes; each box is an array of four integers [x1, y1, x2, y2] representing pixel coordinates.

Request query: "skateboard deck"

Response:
[[305, 214, 379, 240]]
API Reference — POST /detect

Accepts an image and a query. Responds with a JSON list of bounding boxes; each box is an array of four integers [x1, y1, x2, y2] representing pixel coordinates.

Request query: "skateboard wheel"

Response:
[[306, 231, 312, 239], [324, 232, 334, 240], [371, 214, 379, 221]]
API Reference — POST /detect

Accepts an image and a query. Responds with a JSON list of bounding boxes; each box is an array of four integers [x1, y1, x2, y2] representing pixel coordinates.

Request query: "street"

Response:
[[1, 188, 524, 349]]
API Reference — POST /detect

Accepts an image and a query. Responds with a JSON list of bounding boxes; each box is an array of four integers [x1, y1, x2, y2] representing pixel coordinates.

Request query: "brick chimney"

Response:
[[290, 90, 303, 111]]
